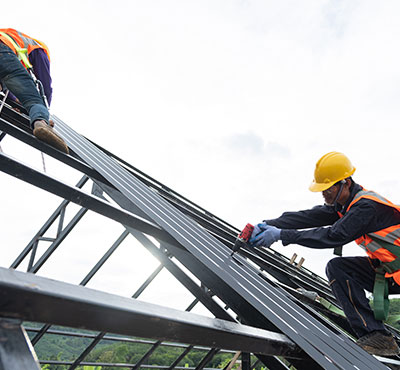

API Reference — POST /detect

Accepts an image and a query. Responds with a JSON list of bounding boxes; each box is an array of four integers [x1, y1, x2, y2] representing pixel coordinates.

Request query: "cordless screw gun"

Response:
[[231, 223, 254, 256]]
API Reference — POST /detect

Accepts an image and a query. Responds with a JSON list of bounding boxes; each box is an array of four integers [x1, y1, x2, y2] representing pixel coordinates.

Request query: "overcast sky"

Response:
[[1, 1, 400, 313]]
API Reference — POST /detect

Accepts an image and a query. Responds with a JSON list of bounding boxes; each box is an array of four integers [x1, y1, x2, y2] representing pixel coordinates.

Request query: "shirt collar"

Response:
[[336, 181, 362, 214]]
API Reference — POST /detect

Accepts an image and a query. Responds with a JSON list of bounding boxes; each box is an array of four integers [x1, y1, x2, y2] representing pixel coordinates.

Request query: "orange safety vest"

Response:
[[0, 28, 50, 68], [341, 188, 400, 285]]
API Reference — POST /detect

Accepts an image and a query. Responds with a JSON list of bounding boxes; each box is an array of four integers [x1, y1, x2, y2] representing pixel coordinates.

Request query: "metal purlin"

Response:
[[52, 115, 386, 370], [10, 175, 89, 270]]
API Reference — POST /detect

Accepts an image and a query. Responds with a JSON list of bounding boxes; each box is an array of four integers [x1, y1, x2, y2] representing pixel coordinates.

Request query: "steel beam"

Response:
[[26, 326, 234, 354], [0, 267, 303, 359], [40, 361, 220, 369]]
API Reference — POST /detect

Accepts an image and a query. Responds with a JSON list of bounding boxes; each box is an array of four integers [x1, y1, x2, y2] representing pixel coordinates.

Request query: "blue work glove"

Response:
[[250, 222, 267, 241], [249, 224, 281, 248]]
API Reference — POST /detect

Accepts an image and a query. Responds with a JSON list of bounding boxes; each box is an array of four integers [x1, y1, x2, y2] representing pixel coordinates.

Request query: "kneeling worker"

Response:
[[250, 151, 400, 356]]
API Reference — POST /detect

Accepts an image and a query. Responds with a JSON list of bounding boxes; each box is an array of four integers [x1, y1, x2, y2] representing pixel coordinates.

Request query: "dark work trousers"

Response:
[[0, 42, 49, 127], [326, 256, 400, 338]]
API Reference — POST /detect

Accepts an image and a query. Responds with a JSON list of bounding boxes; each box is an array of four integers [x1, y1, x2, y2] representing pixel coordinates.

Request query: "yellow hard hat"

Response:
[[309, 152, 356, 192]]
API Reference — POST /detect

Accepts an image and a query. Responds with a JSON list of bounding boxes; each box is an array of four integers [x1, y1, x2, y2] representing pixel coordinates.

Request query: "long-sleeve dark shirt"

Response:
[[29, 48, 52, 105], [266, 182, 400, 249]]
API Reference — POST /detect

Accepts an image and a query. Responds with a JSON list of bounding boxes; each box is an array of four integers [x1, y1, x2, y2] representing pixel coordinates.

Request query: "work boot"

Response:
[[357, 331, 400, 356], [33, 120, 69, 154]]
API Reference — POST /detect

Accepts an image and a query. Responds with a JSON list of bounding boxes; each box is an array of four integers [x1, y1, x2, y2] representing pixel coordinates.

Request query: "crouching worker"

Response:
[[0, 28, 68, 154], [250, 151, 400, 356]]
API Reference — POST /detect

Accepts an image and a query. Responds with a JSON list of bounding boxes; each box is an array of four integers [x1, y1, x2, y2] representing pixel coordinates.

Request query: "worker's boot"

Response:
[[357, 330, 400, 356], [33, 120, 69, 154]]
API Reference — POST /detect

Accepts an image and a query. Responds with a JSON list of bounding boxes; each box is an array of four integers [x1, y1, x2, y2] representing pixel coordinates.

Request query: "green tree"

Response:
[[219, 357, 240, 369]]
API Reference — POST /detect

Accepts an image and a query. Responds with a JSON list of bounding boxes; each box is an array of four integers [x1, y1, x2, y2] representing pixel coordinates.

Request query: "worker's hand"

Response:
[[249, 224, 281, 248], [250, 222, 267, 240]]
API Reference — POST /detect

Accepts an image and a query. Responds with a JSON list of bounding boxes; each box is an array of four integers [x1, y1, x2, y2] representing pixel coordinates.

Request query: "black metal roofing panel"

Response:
[[52, 116, 387, 370]]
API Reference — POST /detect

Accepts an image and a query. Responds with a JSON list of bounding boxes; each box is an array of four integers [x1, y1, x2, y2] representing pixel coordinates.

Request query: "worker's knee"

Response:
[[325, 257, 345, 281]]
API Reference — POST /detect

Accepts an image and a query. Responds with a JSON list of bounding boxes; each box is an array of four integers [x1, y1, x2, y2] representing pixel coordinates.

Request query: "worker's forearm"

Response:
[[280, 228, 347, 249], [266, 205, 339, 230]]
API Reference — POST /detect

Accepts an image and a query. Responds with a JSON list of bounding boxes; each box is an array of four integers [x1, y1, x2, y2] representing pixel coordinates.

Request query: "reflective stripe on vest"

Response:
[[0, 31, 33, 69], [0, 29, 50, 69], [344, 188, 400, 319], [347, 188, 400, 260], [16, 30, 40, 48], [344, 189, 400, 319]]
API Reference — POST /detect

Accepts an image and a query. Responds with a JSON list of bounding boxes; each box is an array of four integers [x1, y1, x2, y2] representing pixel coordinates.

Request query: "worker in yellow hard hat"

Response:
[[249, 151, 400, 356], [309, 151, 356, 205]]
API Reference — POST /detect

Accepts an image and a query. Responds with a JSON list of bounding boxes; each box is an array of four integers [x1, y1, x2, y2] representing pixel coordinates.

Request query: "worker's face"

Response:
[[322, 179, 351, 206], [322, 184, 340, 206]]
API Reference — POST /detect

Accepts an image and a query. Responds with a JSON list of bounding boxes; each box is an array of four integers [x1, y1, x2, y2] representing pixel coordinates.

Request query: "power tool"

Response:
[[231, 223, 254, 256]]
